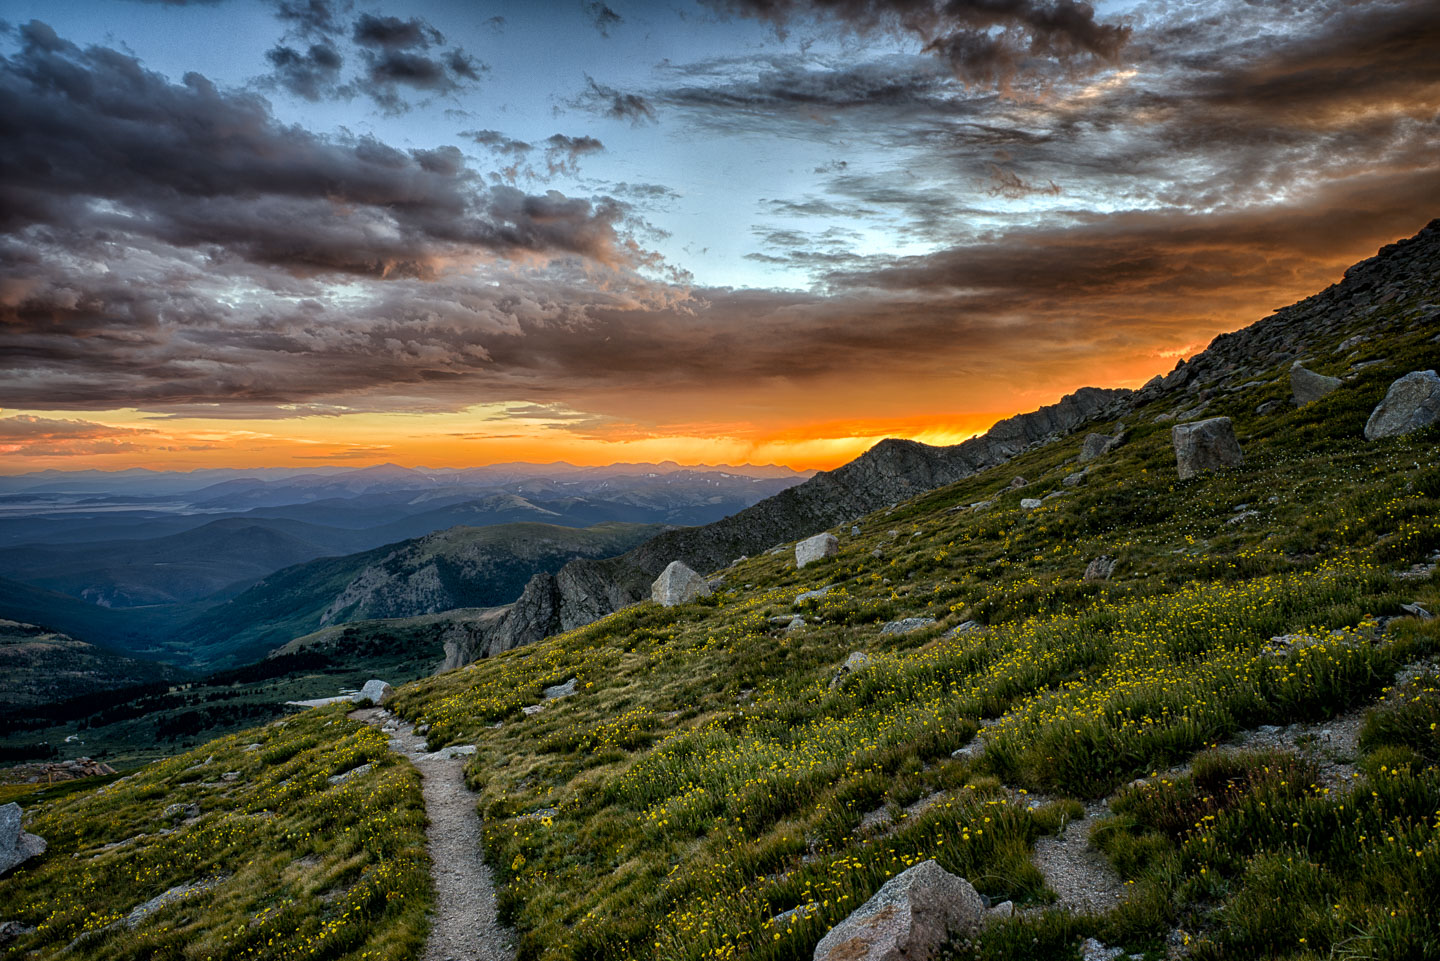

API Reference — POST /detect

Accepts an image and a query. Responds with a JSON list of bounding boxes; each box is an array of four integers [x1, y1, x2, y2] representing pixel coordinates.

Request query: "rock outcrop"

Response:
[[812, 859, 988, 961], [0, 803, 45, 876], [796, 533, 839, 568], [1365, 370, 1440, 439], [651, 561, 712, 606], [357, 679, 392, 704], [1172, 417, 1244, 480], [1291, 364, 1341, 405]]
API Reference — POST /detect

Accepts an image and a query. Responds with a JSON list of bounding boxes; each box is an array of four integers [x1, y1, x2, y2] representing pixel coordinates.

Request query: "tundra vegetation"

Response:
[[1, 312, 1437, 961]]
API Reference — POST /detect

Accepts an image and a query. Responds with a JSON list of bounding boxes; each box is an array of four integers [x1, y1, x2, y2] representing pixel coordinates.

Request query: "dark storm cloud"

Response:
[[351, 12, 442, 49], [570, 76, 657, 124], [0, 23, 646, 277], [581, 1, 624, 37], [263, 41, 344, 100], [702, 0, 1131, 85]]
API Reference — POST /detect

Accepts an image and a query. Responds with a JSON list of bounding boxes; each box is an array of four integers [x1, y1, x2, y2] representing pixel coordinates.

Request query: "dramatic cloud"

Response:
[[0, 416, 156, 457], [272, 0, 345, 38], [0, 23, 637, 275], [570, 76, 657, 124], [702, 0, 1131, 86]]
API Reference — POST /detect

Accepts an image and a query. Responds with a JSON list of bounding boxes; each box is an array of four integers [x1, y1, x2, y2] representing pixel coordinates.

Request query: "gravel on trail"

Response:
[[352, 707, 514, 961]]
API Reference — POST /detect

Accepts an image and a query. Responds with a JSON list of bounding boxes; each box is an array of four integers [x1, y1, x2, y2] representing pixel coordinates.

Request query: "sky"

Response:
[[1, 0, 1437, 473]]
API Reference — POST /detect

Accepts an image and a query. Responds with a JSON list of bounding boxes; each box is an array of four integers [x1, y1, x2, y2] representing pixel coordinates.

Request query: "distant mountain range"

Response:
[[0, 463, 809, 664]]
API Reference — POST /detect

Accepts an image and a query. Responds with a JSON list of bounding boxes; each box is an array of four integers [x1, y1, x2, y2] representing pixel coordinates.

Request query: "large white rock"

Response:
[[813, 859, 988, 961], [356, 679, 392, 704], [1290, 364, 1342, 405], [1365, 370, 1440, 439], [1172, 417, 1243, 480], [0, 803, 45, 876], [650, 560, 712, 606], [795, 532, 839, 568]]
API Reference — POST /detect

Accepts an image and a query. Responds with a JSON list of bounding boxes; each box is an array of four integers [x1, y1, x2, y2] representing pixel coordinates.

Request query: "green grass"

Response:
[[0, 706, 431, 961], [7, 297, 1440, 960]]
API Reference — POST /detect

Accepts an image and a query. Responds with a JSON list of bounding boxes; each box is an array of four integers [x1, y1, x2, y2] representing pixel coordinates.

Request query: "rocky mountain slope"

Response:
[[446, 219, 1440, 666], [178, 521, 664, 668]]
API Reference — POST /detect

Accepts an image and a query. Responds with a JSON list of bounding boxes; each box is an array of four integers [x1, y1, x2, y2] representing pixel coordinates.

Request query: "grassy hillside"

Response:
[[377, 311, 1439, 960], [0, 620, 184, 712], [0, 706, 430, 961]]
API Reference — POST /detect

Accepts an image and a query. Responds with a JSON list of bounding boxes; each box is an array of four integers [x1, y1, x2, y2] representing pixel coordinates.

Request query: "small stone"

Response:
[[945, 621, 982, 638], [988, 900, 1013, 918], [542, 678, 578, 699], [162, 802, 200, 821], [1401, 603, 1433, 620], [794, 586, 834, 606], [879, 617, 936, 635], [1009, 476, 1027, 489], [796, 532, 840, 568], [1020, 498, 1042, 509], [1081, 938, 1124, 961], [327, 763, 372, 786], [1083, 556, 1116, 583], [851, 526, 861, 536], [1062, 471, 1087, 487]]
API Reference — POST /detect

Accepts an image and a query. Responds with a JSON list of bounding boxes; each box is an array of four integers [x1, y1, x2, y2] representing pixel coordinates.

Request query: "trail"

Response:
[[1029, 801, 1127, 915], [352, 707, 514, 961]]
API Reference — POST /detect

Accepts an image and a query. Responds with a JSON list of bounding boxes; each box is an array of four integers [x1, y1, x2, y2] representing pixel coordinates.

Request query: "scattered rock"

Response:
[[0, 804, 46, 876], [1255, 399, 1282, 415], [162, 802, 199, 821], [1227, 509, 1260, 525], [851, 526, 862, 536], [830, 651, 871, 689], [784, 615, 807, 633], [1172, 416, 1244, 480], [220, 771, 241, 782], [796, 533, 840, 568], [1337, 333, 1370, 352], [1081, 937, 1124, 961], [1401, 603, 1433, 620], [124, 876, 227, 928], [1365, 370, 1440, 439], [729, 555, 748, 567], [542, 678, 578, 700], [1062, 471, 1088, 487], [880, 617, 937, 635], [812, 859, 988, 961], [1020, 498, 1043, 510], [870, 547, 884, 559], [989, 901, 1013, 918], [1290, 364, 1342, 405], [521, 703, 547, 716], [0, 921, 36, 946], [327, 763, 372, 786], [794, 585, 834, 606], [651, 561, 712, 607], [356, 679, 393, 705], [1079, 431, 1125, 462], [423, 745, 477, 760], [1083, 556, 1116, 583], [945, 621, 983, 638], [1009, 476, 1027, 489]]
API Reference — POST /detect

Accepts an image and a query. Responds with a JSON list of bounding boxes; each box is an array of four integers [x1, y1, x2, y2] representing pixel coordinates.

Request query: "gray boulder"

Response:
[[829, 651, 871, 689], [1062, 471, 1087, 487], [1079, 431, 1124, 462], [542, 677, 578, 699], [796, 533, 839, 568], [1365, 370, 1440, 439], [1291, 364, 1342, 405], [1172, 417, 1243, 480], [1083, 556, 1116, 583], [1020, 498, 1043, 510], [0, 803, 46, 876], [650, 561, 712, 606], [812, 859, 988, 961], [880, 617, 937, 636], [356, 679, 392, 705]]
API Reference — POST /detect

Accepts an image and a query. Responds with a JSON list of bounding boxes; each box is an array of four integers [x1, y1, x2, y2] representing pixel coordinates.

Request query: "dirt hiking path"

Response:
[[352, 707, 514, 961]]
